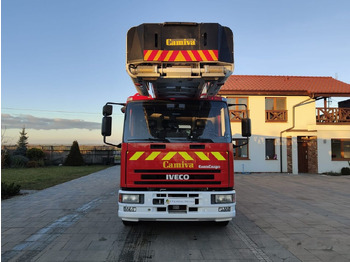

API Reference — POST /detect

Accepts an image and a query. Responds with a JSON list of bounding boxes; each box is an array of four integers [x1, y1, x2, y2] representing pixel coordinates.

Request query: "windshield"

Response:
[[123, 100, 232, 143]]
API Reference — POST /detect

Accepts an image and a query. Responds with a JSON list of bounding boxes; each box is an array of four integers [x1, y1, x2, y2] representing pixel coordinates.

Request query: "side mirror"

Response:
[[103, 105, 113, 116], [241, 118, 251, 137], [102, 116, 112, 136]]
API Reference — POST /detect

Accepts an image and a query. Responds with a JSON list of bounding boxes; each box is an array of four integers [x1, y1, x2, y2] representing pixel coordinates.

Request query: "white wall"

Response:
[[229, 95, 314, 173], [229, 95, 348, 173], [315, 126, 350, 173]]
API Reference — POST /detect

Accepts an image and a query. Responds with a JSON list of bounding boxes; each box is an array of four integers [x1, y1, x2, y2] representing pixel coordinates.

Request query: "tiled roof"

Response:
[[220, 75, 350, 97]]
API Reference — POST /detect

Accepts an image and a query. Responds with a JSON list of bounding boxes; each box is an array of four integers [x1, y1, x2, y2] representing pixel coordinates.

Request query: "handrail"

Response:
[[316, 107, 350, 124]]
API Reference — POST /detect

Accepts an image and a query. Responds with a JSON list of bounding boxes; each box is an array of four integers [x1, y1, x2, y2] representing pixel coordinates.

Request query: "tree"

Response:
[[14, 127, 29, 156], [1, 149, 11, 168], [1, 126, 8, 145], [64, 140, 85, 166]]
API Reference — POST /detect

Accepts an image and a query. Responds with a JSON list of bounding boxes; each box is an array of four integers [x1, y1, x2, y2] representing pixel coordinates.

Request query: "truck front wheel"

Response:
[[122, 220, 137, 226], [216, 221, 230, 226]]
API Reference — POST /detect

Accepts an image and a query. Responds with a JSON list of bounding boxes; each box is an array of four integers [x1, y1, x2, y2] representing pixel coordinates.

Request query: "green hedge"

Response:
[[2, 182, 21, 199]]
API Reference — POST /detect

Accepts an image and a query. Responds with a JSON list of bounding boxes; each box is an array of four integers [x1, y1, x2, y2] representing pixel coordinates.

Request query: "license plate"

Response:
[[123, 206, 136, 212], [166, 198, 195, 205], [218, 206, 231, 212]]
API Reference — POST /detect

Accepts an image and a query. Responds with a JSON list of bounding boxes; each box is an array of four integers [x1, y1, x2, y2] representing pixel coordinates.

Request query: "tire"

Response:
[[216, 220, 230, 226], [122, 220, 137, 226]]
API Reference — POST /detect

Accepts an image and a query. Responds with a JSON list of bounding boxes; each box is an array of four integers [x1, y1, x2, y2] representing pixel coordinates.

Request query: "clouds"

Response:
[[1, 114, 100, 130]]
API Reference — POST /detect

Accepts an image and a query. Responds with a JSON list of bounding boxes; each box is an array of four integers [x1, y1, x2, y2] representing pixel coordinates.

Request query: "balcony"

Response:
[[316, 107, 350, 124], [229, 110, 249, 122], [265, 110, 288, 122]]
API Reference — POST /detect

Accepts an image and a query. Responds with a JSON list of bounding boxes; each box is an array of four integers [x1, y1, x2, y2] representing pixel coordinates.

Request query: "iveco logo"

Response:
[[166, 174, 190, 180]]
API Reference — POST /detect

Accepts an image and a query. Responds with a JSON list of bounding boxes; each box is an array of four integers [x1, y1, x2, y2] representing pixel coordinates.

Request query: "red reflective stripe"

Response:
[[202, 50, 213, 61], [143, 50, 150, 60], [212, 50, 219, 60], [148, 50, 159, 61], [143, 50, 219, 61], [191, 50, 202, 61], [158, 50, 168, 61], [182, 51, 193, 61], [169, 50, 179, 61]]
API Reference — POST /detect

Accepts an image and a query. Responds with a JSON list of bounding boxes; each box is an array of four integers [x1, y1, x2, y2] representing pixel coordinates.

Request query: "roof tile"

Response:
[[220, 75, 350, 97]]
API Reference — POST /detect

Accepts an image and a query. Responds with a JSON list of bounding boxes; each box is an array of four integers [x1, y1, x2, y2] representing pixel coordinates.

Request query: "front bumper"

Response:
[[118, 189, 236, 222]]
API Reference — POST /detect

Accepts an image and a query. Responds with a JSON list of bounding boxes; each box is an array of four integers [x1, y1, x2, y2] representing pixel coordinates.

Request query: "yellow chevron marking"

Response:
[[144, 50, 152, 60], [146, 152, 161, 160], [208, 50, 218, 60], [188, 51, 196, 61], [162, 152, 177, 161], [154, 50, 162, 61], [174, 52, 186, 61], [195, 152, 210, 161], [178, 152, 194, 161], [198, 50, 207, 61], [164, 50, 173, 61], [129, 151, 144, 161], [211, 152, 226, 161]]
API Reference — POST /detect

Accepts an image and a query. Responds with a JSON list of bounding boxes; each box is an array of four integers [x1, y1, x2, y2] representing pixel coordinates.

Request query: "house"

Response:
[[219, 75, 350, 174]]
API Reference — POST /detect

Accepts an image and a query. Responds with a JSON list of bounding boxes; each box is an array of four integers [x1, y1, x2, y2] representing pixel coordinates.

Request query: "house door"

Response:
[[298, 137, 308, 173]]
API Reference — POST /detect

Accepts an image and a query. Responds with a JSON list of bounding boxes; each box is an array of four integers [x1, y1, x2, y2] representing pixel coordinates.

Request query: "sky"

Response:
[[2, 0, 350, 145]]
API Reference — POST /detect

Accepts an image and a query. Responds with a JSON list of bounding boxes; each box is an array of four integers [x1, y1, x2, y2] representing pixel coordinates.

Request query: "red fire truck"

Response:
[[102, 23, 250, 225]]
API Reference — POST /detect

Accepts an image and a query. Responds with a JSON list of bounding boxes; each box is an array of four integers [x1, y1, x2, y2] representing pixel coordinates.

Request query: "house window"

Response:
[[331, 139, 350, 160], [266, 139, 277, 160], [233, 139, 249, 160], [227, 97, 249, 122], [265, 97, 287, 122]]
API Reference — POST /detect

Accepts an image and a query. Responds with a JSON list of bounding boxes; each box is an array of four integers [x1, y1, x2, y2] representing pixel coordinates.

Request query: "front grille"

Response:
[[152, 193, 200, 213], [134, 169, 221, 185], [141, 175, 214, 180], [135, 181, 220, 185]]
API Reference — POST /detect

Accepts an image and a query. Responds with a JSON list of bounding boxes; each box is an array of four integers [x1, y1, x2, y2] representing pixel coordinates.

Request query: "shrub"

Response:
[[11, 155, 29, 168], [26, 160, 45, 168], [64, 141, 85, 166], [26, 148, 45, 161], [323, 171, 341, 176], [341, 167, 350, 176], [2, 182, 21, 199]]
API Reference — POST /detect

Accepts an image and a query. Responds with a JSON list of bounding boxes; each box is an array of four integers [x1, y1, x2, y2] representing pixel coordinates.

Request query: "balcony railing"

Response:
[[229, 110, 249, 122], [316, 107, 350, 124], [265, 110, 288, 122]]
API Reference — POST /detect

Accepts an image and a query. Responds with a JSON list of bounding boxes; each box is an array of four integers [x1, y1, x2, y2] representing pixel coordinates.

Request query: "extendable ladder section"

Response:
[[126, 22, 234, 99]]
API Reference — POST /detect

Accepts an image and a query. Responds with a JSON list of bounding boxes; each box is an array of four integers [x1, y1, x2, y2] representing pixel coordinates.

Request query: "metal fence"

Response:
[[1, 145, 119, 165]]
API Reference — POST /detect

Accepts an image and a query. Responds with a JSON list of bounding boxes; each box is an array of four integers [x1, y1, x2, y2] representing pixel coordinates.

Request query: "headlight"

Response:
[[119, 194, 144, 204], [212, 194, 235, 204]]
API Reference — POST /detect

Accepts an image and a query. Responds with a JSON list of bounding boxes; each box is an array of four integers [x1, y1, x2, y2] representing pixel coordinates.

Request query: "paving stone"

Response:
[[2, 170, 350, 262]]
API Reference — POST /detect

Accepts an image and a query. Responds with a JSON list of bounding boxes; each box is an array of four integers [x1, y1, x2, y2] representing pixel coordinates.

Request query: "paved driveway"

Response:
[[2, 167, 350, 261], [236, 172, 350, 261]]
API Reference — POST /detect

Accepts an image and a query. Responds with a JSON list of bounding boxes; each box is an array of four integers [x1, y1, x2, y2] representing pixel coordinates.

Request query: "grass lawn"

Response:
[[1, 165, 110, 190]]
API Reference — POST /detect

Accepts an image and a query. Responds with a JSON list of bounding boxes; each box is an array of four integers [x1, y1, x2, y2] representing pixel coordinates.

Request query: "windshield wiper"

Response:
[[189, 137, 214, 143], [127, 138, 170, 143]]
